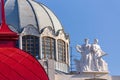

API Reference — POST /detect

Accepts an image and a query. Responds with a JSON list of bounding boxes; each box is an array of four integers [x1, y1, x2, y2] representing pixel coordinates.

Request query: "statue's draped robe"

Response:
[[91, 44, 108, 71], [76, 43, 108, 72]]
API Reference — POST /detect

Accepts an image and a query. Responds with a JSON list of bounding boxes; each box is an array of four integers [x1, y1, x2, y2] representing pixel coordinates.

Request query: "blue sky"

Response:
[[37, 0, 120, 75]]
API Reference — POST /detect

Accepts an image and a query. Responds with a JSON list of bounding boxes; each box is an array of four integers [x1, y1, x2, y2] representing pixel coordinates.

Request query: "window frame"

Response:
[[42, 37, 56, 60], [22, 35, 40, 59], [57, 39, 66, 63]]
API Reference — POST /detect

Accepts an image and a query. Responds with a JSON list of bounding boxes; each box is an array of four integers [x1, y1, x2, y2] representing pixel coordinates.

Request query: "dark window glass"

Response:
[[22, 35, 40, 59], [42, 37, 55, 60], [58, 40, 66, 63], [67, 44, 69, 64]]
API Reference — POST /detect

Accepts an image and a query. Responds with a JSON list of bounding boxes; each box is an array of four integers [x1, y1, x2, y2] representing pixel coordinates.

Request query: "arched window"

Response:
[[42, 37, 55, 59], [57, 39, 66, 63], [22, 35, 40, 59], [67, 44, 69, 64]]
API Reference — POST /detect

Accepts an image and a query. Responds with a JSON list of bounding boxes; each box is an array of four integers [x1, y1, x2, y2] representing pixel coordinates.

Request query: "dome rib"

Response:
[[27, 0, 40, 31], [38, 3, 55, 31], [41, 4, 63, 33], [17, 0, 38, 29], [5, 0, 20, 32], [28, 0, 54, 32]]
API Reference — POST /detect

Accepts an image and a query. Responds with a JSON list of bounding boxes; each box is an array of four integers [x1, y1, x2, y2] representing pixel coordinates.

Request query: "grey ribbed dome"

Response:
[[5, 0, 63, 33]]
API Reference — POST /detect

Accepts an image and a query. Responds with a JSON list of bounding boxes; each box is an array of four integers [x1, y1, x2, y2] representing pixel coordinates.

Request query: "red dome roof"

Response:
[[0, 48, 49, 80], [0, 0, 49, 80]]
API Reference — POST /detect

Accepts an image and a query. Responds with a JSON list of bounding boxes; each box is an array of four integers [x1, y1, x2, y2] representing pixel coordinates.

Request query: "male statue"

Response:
[[76, 38, 92, 72], [91, 39, 108, 71]]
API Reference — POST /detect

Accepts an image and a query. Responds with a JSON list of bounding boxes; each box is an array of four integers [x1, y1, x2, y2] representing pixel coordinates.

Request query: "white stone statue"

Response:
[[76, 38, 108, 72], [76, 38, 92, 72], [91, 39, 108, 72]]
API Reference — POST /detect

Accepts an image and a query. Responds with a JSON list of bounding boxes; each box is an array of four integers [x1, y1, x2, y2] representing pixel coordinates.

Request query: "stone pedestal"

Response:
[[55, 71, 112, 80], [78, 71, 110, 80]]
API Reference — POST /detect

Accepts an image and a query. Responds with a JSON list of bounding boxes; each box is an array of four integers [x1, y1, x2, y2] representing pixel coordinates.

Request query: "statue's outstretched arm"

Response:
[[101, 51, 108, 57], [76, 45, 83, 53], [98, 50, 108, 59]]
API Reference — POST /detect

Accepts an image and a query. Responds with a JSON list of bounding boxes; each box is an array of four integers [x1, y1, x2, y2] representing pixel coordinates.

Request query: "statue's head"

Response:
[[94, 39, 98, 44], [84, 38, 89, 44]]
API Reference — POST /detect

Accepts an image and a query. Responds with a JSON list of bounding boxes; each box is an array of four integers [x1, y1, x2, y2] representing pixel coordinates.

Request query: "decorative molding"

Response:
[[41, 26, 55, 37], [57, 30, 67, 41], [21, 24, 39, 36]]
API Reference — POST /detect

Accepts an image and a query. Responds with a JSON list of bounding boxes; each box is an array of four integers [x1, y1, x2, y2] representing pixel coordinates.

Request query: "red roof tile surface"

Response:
[[0, 0, 49, 80], [0, 48, 49, 80]]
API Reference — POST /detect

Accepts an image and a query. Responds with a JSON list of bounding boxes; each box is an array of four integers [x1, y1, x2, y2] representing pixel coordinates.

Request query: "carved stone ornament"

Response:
[[22, 25, 39, 36]]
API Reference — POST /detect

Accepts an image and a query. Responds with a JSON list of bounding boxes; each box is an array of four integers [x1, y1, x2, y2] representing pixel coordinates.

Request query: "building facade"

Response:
[[5, 0, 70, 75]]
